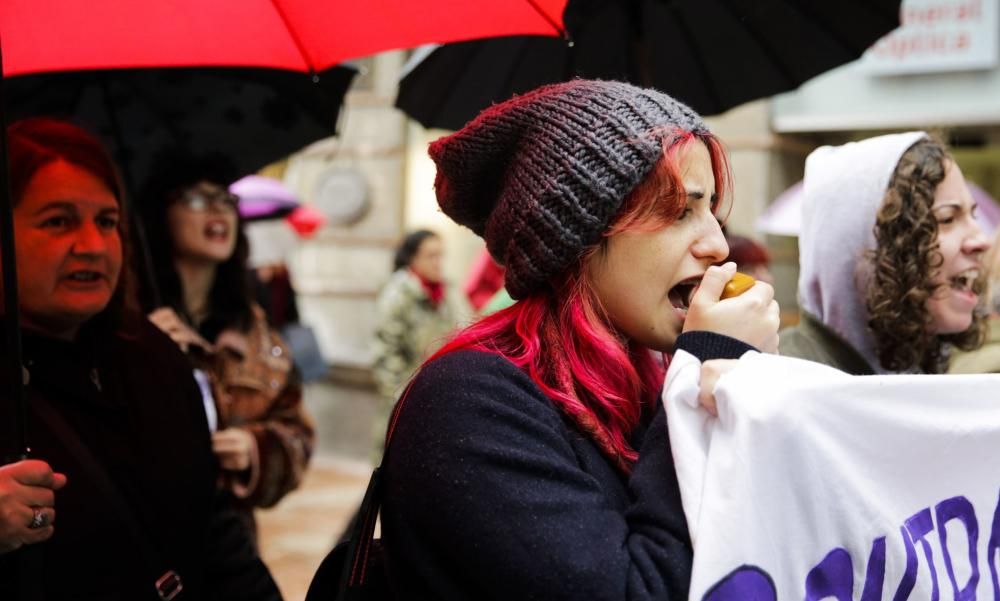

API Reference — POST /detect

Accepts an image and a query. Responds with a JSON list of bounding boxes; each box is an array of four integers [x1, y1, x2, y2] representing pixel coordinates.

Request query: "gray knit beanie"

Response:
[[430, 79, 708, 299]]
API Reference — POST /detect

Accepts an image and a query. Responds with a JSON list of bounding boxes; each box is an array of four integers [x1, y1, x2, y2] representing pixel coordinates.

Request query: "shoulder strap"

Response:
[[29, 392, 185, 600], [338, 382, 415, 595]]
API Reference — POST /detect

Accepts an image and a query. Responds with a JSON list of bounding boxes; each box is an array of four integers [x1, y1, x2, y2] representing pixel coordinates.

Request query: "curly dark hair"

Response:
[[866, 137, 986, 373], [137, 151, 253, 340]]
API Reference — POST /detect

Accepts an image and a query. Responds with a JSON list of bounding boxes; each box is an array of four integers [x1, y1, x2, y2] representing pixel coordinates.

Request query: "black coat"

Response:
[[0, 320, 280, 601], [382, 332, 753, 600]]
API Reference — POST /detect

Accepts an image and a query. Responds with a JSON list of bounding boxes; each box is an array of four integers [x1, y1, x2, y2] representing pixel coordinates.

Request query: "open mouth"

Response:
[[66, 271, 102, 283], [668, 276, 702, 314], [949, 269, 979, 293], [204, 221, 230, 241]]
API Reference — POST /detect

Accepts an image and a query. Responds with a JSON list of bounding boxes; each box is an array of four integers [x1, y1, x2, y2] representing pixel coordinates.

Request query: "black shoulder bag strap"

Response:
[[29, 392, 185, 601], [307, 384, 416, 601]]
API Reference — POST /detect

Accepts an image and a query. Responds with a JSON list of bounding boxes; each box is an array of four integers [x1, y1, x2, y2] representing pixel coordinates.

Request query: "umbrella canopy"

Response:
[[2, 0, 568, 76], [231, 174, 300, 222], [397, 0, 903, 131], [755, 180, 1000, 237], [6, 66, 356, 188]]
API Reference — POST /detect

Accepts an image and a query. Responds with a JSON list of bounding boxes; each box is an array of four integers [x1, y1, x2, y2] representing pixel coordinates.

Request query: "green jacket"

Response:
[[949, 317, 1000, 374], [372, 269, 458, 399], [779, 311, 876, 376]]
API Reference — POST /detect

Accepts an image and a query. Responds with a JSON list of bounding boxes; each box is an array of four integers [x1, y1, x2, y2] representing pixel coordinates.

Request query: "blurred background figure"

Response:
[[950, 228, 1000, 374], [463, 247, 505, 312], [371, 229, 459, 453], [721, 232, 774, 284], [139, 153, 315, 543], [233, 174, 328, 385], [246, 220, 301, 331]]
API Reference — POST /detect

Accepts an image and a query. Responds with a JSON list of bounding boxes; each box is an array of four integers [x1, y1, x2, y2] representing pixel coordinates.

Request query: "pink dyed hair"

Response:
[[426, 130, 732, 472]]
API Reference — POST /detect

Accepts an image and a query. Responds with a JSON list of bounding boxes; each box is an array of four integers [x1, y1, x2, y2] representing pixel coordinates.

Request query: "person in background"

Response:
[[139, 153, 314, 542], [380, 80, 779, 599], [722, 232, 773, 284], [949, 227, 1000, 373], [463, 247, 505, 312], [246, 220, 301, 331], [371, 229, 459, 454], [0, 117, 280, 599], [781, 133, 990, 374]]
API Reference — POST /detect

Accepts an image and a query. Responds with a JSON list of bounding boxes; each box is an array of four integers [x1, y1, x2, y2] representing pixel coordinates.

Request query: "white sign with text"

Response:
[[863, 0, 998, 74]]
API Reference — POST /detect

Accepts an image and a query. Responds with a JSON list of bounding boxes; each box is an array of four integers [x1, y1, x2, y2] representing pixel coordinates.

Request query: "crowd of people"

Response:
[[0, 74, 997, 600]]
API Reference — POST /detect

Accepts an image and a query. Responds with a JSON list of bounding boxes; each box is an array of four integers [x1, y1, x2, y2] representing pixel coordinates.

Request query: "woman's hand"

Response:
[[212, 428, 256, 472], [683, 263, 780, 353], [0, 460, 67, 554], [148, 307, 214, 354], [698, 359, 739, 417]]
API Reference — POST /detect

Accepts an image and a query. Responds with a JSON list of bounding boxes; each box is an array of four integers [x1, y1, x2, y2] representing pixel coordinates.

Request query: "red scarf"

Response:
[[412, 269, 444, 308]]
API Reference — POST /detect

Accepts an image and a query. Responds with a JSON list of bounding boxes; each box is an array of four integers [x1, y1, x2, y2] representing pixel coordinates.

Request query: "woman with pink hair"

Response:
[[380, 80, 779, 599]]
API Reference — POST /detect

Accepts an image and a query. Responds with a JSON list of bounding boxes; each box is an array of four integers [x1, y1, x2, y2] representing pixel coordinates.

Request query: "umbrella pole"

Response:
[[0, 36, 29, 463], [96, 73, 163, 307]]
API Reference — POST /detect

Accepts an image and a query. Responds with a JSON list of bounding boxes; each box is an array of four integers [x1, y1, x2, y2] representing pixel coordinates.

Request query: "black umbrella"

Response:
[[6, 66, 356, 190], [397, 0, 902, 131]]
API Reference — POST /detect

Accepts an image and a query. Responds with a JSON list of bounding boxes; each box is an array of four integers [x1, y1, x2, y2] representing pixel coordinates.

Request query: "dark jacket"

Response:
[[0, 320, 281, 601], [382, 332, 753, 600], [779, 311, 876, 376]]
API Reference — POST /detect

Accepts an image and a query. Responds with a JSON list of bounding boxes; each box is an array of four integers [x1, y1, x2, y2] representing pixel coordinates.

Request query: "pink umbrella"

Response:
[[756, 180, 1000, 237], [230, 174, 299, 221]]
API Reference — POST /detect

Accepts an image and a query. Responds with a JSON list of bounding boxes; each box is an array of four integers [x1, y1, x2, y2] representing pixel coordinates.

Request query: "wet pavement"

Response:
[[256, 380, 380, 601]]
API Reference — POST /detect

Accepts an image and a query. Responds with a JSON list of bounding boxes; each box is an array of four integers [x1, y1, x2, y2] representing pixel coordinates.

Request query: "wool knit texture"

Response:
[[429, 79, 708, 299]]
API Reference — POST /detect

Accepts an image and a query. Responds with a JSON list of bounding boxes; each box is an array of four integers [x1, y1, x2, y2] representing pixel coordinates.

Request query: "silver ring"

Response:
[[28, 507, 47, 529]]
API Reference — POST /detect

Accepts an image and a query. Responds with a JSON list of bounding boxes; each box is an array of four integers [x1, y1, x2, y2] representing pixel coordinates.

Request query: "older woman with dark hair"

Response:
[[781, 133, 990, 374], [0, 118, 279, 599], [138, 152, 314, 542]]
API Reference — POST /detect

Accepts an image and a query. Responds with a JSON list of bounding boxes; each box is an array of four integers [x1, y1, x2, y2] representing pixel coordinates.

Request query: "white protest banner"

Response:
[[664, 350, 1000, 601]]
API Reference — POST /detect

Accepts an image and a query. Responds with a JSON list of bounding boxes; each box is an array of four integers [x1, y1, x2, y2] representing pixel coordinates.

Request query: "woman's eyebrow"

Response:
[[31, 201, 77, 216], [932, 201, 963, 210]]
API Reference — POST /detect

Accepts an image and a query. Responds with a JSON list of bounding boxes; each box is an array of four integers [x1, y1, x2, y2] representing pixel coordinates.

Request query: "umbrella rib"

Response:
[[667, 3, 723, 109], [268, 0, 317, 73], [525, 0, 567, 37]]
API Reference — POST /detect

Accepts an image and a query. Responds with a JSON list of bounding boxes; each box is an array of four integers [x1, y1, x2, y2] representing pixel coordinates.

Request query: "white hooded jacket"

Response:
[[792, 131, 928, 374]]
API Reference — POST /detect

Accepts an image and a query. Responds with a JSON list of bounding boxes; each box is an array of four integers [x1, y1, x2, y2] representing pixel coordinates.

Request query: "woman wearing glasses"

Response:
[[139, 153, 314, 543]]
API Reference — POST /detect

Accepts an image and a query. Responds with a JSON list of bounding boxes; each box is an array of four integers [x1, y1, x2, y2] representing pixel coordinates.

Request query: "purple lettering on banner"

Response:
[[935, 496, 979, 601], [903, 508, 941, 601], [701, 565, 777, 601], [860, 537, 887, 601], [894, 523, 919, 601], [987, 489, 1000, 599], [805, 548, 853, 601]]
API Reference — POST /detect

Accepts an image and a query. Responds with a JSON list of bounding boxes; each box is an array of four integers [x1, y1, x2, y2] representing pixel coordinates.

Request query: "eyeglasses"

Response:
[[177, 188, 240, 213]]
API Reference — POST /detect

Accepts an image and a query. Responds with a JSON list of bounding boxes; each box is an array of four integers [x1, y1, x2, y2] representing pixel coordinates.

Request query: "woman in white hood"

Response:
[[781, 132, 990, 374]]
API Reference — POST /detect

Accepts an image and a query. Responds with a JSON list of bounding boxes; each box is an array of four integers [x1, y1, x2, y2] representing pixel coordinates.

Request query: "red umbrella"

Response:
[[0, 0, 569, 459], [2, 0, 567, 76]]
